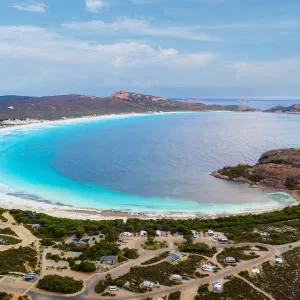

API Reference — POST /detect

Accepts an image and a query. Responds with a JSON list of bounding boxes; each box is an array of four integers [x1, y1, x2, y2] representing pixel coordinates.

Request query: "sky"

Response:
[[1, 0, 300, 98]]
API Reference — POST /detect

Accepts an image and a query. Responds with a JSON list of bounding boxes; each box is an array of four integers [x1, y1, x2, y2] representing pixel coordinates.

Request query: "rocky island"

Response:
[[212, 148, 300, 199], [265, 104, 300, 114]]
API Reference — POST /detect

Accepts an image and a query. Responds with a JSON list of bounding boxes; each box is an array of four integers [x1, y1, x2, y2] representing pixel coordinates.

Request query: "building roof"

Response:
[[169, 253, 180, 261], [102, 255, 117, 261]]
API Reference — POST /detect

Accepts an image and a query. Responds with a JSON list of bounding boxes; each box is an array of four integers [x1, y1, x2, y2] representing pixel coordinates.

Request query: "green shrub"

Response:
[[95, 280, 106, 293], [37, 275, 83, 294], [71, 261, 96, 272], [168, 291, 181, 300]]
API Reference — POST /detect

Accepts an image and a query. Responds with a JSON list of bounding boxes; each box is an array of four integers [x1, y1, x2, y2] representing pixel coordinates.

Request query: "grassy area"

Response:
[[112, 255, 206, 293], [0, 209, 8, 223], [0, 228, 17, 236], [240, 247, 300, 300], [0, 246, 37, 273], [141, 238, 168, 250], [217, 246, 260, 265], [0, 235, 21, 245], [141, 251, 170, 265], [37, 275, 83, 294], [194, 277, 269, 300]]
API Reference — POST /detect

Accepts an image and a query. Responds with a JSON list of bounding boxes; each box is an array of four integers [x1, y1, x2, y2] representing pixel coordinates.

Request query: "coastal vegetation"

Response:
[[141, 237, 168, 250], [217, 246, 260, 265], [37, 274, 83, 294], [0, 246, 37, 273], [194, 277, 269, 300], [168, 291, 181, 300], [239, 247, 300, 300], [110, 255, 206, 293], [141, 251, 170, 265], [179, 242, 217, 257], [0, 228, 17, 236], [9, 204, 300, 246], [0, 235, 21, 245]]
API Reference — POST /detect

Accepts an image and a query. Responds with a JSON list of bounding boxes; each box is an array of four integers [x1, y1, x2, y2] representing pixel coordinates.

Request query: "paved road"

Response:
[[26, 243, 277, 300]]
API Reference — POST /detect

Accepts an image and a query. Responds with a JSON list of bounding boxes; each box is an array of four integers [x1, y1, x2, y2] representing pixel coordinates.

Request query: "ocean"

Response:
[[0, 112, 299, 216]]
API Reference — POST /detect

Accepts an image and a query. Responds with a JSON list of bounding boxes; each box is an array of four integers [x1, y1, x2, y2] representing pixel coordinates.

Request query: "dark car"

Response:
[[234, 257, 241, 262], [250, 251, 256, 255], [182, 276, 191, 280]]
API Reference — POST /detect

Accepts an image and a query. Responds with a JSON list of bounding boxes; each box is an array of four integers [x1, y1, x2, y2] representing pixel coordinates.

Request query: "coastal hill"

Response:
[[0, 91, 258, 121], [212, 148, 300, 197], [265, 104, 300, 114]]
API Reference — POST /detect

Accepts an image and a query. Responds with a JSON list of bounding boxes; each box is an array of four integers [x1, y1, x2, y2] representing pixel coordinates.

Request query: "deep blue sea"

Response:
[[0, 112, 299, 215]]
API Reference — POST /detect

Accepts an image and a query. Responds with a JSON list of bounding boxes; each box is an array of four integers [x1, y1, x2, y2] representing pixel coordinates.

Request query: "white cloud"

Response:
[[62, 17, 222, 42], [85, 0, 107, 13], [10, 0, 47, 13], [1, 24, 300, 95]]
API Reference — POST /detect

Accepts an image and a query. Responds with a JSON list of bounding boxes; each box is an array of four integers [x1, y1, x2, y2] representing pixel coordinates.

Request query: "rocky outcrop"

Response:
[[212, 149, 300, 194], [110, 91, 167, 102], [265, 104, 300, 114]]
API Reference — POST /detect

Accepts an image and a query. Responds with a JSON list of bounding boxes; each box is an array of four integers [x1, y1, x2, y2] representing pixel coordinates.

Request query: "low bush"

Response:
[[37, 275, 83, 294], [141, 251, 170, 265], [71, 260, 96, 272], [179, 242, 217, 257], [195, 277, 268, 300], [0, 246, 37, 273], [169, 291, 181, 300], [123, 247, 139, 259]]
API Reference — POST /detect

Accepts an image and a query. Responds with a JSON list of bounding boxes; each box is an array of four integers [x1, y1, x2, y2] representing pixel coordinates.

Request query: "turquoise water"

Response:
[[0, 112, 298, 215]]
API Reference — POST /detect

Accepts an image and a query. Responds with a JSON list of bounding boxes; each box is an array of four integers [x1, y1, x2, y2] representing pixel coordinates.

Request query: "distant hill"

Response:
[[265, 104, 300, 114], [0, 91, 259, 121]]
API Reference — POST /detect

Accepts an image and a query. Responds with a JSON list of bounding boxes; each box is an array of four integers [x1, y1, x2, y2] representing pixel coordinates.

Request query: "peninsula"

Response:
[[0, 91, 258, 122], [212, 148, 300, 199]]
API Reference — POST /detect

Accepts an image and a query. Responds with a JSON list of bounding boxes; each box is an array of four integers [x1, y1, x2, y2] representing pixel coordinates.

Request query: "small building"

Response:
[[32, 224, 41, 229], [173, 232, 182, 236], [224, 257, 236, 264], [213, 282, 222, 292], [171, 274, 182, 281], [201, 264, 214, 272], [122, 232, 132, 237], [143, 281, 154, 288], [218, 236, 229, 242], [156, 230, 162, 237], [169, 253, 180, 262], [25, 211, 34, 217], [208, 230, 214, 236], [252, 266, 261, 275], [140, 230, 147, 237], [275, 256, 283, 264], [101, 256, 117, 264]]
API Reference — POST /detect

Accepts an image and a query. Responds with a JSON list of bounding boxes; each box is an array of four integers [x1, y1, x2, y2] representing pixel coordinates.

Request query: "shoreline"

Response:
[[0, 189, 297, 221], [211, 170, 300, 202], [0, 110, 240, 132]]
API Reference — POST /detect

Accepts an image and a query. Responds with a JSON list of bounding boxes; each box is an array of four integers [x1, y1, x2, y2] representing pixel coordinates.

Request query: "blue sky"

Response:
[[1, 0, 300, 98]]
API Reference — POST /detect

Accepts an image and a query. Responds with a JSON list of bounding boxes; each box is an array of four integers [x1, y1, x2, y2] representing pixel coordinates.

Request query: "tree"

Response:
[[75, 226, 85, 238], [95, 280, 105, 293]]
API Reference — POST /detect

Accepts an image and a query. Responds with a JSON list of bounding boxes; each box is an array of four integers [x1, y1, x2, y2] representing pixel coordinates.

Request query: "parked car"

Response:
[[234, 257, 241, 262], [182, 276, 191, 280], [250, 251, 256, 255]]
